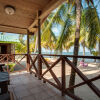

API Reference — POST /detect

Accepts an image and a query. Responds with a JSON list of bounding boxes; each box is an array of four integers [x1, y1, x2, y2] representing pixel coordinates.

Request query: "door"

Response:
[[1, 45, 7, 54]]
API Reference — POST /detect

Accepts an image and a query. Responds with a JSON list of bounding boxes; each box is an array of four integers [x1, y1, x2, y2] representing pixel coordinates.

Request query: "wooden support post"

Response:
[[61, 56, 66, 96], [37, 10, 42, 79], [7, 55, 9, 73], [27, 30, 30, 72]]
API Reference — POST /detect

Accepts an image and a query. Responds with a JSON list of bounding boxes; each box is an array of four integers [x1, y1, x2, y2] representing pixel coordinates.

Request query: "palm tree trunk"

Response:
[[83, 41, 85, 62], [83, 46, 85, 56], [98, 40, 100, 56], [69, 0, 81, 94], [97, 40, 100, 63]]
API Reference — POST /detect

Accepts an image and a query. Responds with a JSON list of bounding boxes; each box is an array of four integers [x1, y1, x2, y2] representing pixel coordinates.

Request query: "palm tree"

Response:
[[15, 43, 27, 54], [19, 34, 25, 45], [41, 5, 67, 50], [68, 0, 100, 93], [69, 0, 81, 93], [85, 7, 100, 49], [42, 3, 76, 52], [16, 0, 99, 94], [50, 1, 94, 93], [37, 1, 97, 94], [55, 12, 75, 52], [41, 0, 95, 94]]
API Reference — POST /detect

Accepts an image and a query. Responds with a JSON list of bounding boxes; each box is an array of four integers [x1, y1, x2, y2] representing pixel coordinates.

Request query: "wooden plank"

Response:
[[42, 54, 100, 59], [37, 11, 41, 54], [0, 13, 35, 29], [0, 25, 27, 34], [15, 59, 26, 69], [65, 90, 82, 100], [38, 55, 42, 79], [29, 55, 38, 65], [29, 55, 38, 73], [42, 76, 82, 100], [41, 57, 61, 77], [10, 92, 14, 100], [26, 54, 30, 72], [40, 55, 62, 88], [8, 56, 26, 70], [27, 31, 30, 72], [18, 55, 26, 63], [61, 57, 66, 96], [0, 55, 8, 62], [42, 77, 60, 90], [42, 73, 82, 100], [9, 55, 26, 72], [30, 70, 36, 75], [0, 0, 43, 12], [64, 57, 100, 97], [65, 75, 100, 91], [0, 0, 66, 34], [37, 11, 42, 79]]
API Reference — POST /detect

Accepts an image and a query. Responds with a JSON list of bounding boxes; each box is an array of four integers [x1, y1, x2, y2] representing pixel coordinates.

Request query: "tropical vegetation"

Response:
[[15, 0, 100, 93]]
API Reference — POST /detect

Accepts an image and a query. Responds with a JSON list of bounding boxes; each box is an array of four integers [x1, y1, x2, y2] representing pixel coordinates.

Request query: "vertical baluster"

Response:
[[7, 55, 9, 73], [61, 56, 66, 96], [27, 30, 30, 72]]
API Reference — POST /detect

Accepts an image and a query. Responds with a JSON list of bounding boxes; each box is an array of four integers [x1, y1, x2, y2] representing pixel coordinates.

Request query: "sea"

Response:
[[39, 52, 98, 63]]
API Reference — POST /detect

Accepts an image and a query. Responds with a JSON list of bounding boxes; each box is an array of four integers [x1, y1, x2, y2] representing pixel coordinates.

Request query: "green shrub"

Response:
[[6, 63, 15, 72]]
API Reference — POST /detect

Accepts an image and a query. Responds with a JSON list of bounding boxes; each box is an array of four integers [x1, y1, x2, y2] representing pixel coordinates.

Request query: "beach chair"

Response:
[[83, 63, 88, 67], [80, 61, 84, 66], [80, 60, 88, 67]]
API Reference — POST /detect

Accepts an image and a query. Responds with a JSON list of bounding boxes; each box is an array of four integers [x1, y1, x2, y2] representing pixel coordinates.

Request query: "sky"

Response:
[[49, 0, 100, 52], [0, 0, 100, 53]]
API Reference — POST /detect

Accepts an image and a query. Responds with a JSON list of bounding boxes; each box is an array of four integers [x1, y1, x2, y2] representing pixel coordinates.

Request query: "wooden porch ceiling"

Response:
[[0, 0, 65, 34]]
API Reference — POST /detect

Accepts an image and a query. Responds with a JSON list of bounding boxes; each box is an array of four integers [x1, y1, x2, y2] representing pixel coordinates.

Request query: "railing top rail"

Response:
[[0, 54, 27, 55], [0, 53, 100, 59], [13, 54, 27, 55], [31, 54, 100, 59]]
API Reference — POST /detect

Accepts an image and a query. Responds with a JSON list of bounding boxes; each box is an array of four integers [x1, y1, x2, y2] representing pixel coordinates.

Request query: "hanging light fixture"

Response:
[[4, 5, 15, 15]]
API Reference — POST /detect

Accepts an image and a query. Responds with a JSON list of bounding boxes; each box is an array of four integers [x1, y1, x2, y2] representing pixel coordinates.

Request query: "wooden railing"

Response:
[[29, 54, 100, 100], [0, 54, 27, 72], [0, 54, 100, 99]]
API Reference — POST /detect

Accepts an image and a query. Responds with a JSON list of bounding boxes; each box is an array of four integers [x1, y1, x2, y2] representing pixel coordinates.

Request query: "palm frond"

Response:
[[84, 7, 100, 49], [56, 14, 74, 51]]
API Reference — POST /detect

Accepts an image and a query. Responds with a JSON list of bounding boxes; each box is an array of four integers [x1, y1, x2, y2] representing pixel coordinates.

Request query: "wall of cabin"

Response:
[[0, 43, 15, 54]]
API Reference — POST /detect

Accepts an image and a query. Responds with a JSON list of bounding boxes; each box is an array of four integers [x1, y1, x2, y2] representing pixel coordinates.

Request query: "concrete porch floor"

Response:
[[9, 71, 71, 100]]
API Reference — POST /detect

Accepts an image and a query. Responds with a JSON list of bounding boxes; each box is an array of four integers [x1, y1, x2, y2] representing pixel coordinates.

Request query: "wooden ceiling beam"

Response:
[[28, 0, 66, 30], [0, 24, 27, 30], [0, 24, 34, 34]]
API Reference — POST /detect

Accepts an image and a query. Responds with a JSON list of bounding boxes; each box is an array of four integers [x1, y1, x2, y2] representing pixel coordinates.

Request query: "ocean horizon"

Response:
[[41, 52, 92, 56], [32, 52, 100, 62], [36, 52, 96, 62]]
